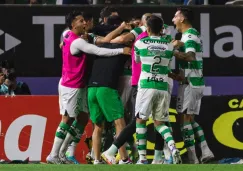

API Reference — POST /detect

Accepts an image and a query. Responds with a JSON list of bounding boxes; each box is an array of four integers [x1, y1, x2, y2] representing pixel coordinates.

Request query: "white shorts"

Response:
[[117, 76, 132, 110], [58, 81, 88, 117], [135, 88, 169, 122], [176, 84, 204, 115]]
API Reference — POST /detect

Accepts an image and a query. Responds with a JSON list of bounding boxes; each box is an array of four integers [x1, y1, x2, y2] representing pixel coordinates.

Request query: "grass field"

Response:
[[0, 164, 243, 171]]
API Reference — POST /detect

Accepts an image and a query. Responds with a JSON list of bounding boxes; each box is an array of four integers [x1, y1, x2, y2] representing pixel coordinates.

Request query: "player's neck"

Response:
[[181, 24, 192, 34], [71, 29, 82, 36], [148, 33, 160, 37]]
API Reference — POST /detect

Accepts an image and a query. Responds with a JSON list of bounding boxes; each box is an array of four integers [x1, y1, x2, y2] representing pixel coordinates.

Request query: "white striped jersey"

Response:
[[134, 36, 173, 91]]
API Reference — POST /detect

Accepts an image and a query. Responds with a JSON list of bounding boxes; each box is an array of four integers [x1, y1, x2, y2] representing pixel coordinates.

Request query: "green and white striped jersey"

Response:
[[179, 28, 205, 88], [134, 36, 173, 91], [130, 26, 147, 39]]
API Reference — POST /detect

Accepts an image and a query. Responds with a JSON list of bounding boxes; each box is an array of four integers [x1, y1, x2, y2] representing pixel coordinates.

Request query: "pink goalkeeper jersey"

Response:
[[131, 31, 148, 86], [61, 31, 87, 88]]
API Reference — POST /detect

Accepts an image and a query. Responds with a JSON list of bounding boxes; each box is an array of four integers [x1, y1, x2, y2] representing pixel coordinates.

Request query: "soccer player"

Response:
[[63, 14, 131, 164], [172, 7, 214, 164], [46, 11, 131, 164], [133, 15, 182, 164], [88, 43, 132, 165]]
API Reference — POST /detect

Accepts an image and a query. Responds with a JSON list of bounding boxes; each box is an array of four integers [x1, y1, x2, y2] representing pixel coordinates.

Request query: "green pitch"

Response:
[[0, 165, 243, 171]]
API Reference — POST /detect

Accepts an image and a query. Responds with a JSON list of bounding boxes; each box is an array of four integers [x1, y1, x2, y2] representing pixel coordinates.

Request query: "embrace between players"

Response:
[[46, 7, 214, 165]]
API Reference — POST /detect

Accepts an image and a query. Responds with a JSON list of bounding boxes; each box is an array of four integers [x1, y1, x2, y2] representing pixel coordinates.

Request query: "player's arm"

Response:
[[172, 36, 197, 62], [134, 40, 141, 63], [95, 22, 128, 46], [110, 32, 135, 44], [70, 38, 131, 57], [173, 51, 196, 62]]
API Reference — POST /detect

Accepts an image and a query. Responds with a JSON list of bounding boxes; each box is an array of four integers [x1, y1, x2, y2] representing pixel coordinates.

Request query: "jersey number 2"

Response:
[[151, 56, 161, 73]]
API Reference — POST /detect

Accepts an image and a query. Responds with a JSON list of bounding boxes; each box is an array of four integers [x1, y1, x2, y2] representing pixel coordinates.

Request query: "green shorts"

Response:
[[88, 87, 124, 124]]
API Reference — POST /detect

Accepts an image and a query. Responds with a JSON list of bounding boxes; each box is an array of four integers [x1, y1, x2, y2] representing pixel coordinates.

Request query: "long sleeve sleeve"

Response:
[[70, 38, 123, 57]]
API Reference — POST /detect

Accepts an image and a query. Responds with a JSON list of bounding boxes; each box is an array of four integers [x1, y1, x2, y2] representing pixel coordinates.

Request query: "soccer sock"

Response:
[[60, 120, 85, 157], [105, 144, 118, 156], [106, 119, 136, 156], [154, 150, 163, 161], [50, 122, 70, 157], [154, 130, 164, 161], [136, 123, 147, 161], [191, 121, 211, 155], [181, 122, 198, 162], [113, 119, 136, 149], [164, 122, 173, 160], [155, 124, 175, 151]]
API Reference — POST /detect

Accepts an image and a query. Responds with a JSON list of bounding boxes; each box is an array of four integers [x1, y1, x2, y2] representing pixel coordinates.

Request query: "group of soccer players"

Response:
[[46, 6, 215, 165]]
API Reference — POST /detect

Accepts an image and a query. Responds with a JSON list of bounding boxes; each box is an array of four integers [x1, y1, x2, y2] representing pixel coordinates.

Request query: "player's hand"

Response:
[[59, 42, 63, 49], [171, 40, 184, 48], [123, 47, 131, 55], [120, 22, 132, 30], [81, 33, 89, 42]]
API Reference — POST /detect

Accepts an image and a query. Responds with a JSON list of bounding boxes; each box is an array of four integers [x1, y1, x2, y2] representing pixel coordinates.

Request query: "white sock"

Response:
[[50, 137, 64, 157], [59, 133, 73, 157], [163, 141, 172, 160], [66, 141, 78, 157], [106, 144, 118, 156]]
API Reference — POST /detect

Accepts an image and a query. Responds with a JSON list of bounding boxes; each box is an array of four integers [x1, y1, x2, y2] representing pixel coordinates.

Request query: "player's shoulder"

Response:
[[62, 28, 70, 38], [182, 28, 200, 41], [131, 26, 146, 35]]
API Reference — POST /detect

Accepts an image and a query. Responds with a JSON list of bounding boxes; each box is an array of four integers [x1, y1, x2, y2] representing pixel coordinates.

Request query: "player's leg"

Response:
[[62, 88, 89, 164], [95, 87, 129, 164], [134, 88, 155, 164], [152, 131, 164, 164], [102, 86, 137, 163], [46, 82, 76, 164], [153, 90, 182, 164], [58, 88, 89, 164], [163, 81, 174, 164], [87, 87, 105, 164], [189, 87, 214, 163], [177, 84, 198, 164]]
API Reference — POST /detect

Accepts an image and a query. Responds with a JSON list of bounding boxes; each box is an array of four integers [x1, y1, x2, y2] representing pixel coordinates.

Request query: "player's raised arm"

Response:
[[70, 38, 131, 56], [95, 22, 128, 46]]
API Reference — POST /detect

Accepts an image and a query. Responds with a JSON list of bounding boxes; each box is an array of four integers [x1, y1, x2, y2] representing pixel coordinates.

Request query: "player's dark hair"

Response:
[[107, 15, 123, 26], [177, 7, 193, 24], [146, 15, 164, 35], [82, 12, 93, 22], [5, 68, 16, 81], [100, 6, 118, 20], [66, 11, 83, 29]]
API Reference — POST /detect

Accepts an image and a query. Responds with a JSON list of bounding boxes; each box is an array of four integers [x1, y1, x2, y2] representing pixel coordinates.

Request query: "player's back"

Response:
[[135, 36, 173, 92]]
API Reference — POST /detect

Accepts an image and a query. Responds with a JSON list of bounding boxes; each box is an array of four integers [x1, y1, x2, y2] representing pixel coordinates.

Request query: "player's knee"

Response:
[[76, 111, 89, 126], [180, 114, 192, 123], [61, 114, 75, 125], [114, 118, 126, 129], [93, 124, 103, 135]]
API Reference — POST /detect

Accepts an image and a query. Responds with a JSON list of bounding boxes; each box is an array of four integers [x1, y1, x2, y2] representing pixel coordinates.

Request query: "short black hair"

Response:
[[107, 15, 123, 26], [5, 68, 16, 81], [146, 15, 164, 35], [100, 6, 118, 20], [131, 16, 141, 21], [177, 7, 193, 24], [66, 11, 83, 29], [82, 12, 93, 22]]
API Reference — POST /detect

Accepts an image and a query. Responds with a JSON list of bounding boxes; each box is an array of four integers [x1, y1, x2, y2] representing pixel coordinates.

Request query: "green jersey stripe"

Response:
[[140, 79, 168, 91]]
